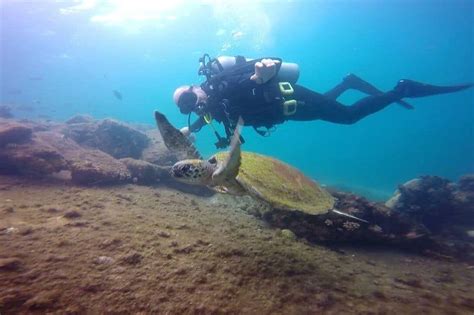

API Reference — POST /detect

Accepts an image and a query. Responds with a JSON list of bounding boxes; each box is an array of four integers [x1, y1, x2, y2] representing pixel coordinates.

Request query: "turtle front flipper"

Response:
[[154, 110, 202, 160], [212, 117, 243, 185]]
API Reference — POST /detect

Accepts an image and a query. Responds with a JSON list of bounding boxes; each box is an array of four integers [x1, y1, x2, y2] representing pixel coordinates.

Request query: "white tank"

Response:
[[211, 56, 300, 84]]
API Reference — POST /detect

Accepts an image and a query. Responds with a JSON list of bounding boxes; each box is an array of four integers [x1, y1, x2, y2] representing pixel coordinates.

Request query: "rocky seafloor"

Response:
[[1, 114, 473, 314]]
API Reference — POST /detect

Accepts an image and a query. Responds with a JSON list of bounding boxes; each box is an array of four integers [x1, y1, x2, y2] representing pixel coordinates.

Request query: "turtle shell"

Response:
[[215, 151, 334, 215]]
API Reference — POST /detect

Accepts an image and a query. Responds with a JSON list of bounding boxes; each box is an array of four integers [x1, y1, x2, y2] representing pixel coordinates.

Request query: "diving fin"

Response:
[[394, 79, 473, 98]]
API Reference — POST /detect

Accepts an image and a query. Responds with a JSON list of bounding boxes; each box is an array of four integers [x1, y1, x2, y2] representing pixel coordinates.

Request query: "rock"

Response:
[[69, 152, 131, 185], [65, 114, 95, 124], [264, 189, 427, 246], [120, 158, 170, 184], [141, 129, 177, 166], [93, 256, 114, 265], [386, 175, 474, 234], [63, 210, 81, 219], [121, 252, 143, 265], [0, 120, 33, 147], [24, 291, 60, 310], [279, 229, 297, 240], [0, 289, 32, 310], [0, 131, 68, 176], [157, 230, 171, 238], [458, 174, 474, 191], [452, 174, 474, 222], [36, 131, 131, 185], [0, 258, 22, 271], [99, 238, 122, 249], [2, 227, 19, 234], [385, 176, 455, 233], [62, 119, 150, 159], [394, 277, 424, 288], [2, 206, 15, 213]]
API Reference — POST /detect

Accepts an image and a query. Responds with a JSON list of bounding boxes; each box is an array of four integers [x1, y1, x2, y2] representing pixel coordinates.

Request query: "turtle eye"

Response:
[[208, 156, 217, 164]]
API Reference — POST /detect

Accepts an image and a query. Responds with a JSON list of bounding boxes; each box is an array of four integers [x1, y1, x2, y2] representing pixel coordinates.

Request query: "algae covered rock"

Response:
[[65, 114, 95, 124], [0, 120, 33, 147], [264, 190, 428, 246], [62, 118, 150, 159], [35, 131, 131, 185], [141, 129, 179, 166], [0, 131, 68, 176], [386, 175, 474, 232], [452, 174, 474, 216]]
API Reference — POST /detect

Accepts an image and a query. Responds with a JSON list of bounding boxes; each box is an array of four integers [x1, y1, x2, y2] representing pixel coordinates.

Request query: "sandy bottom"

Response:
[[0, 175, 473, 314]]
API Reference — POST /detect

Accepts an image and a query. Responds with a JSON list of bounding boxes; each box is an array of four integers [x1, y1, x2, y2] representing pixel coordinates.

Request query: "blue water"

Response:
[[1, 0, 473, 200]]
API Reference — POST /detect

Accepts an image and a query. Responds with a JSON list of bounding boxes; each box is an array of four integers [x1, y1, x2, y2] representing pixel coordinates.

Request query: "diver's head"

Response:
[[173, 85, 208, 115]]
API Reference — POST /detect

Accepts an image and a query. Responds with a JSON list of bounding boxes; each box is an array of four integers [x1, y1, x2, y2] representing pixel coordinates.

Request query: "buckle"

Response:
[[283, 100, 297, 116], [203, 113, 212, 124], [278, 82, 294, 96]]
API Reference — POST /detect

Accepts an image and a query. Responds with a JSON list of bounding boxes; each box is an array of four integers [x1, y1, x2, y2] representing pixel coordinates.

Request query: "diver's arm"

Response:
[[180, 116, 206, 136], [190, 116, 206, 132]]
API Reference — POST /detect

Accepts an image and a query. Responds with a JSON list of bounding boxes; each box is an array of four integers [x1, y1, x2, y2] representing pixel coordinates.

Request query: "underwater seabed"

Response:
[[1, 176, 473, 314], [0, 114, 473, 314]]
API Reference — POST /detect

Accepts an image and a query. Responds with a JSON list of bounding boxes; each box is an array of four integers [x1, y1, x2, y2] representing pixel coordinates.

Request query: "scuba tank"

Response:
[[209, 55, 300, 84]]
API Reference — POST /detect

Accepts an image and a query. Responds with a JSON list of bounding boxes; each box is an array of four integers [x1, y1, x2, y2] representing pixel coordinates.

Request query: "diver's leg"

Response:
[[324, 74, 414, 109], [322, 81, 349, 100], [291, 85, 400, 124], [291, 79, 473, 124], [324, 74, 383, 100]]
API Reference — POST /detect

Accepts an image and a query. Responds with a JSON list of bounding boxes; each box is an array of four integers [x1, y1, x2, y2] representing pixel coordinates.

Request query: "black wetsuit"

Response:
[[189, 60, 471, 139], [291, 84, 400, 125], [190, 78, 400, 133]]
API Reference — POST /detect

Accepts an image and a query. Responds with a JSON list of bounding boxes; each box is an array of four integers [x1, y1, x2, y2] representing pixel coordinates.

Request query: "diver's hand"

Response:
[[250, 59, 281, 84]]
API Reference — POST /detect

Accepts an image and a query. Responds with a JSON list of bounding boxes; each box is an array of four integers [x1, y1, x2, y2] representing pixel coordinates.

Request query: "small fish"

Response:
[[113, 90, 123, 100]]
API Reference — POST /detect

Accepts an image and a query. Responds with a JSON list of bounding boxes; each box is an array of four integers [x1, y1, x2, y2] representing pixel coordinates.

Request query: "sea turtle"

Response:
[[154, 111, 366, 222]]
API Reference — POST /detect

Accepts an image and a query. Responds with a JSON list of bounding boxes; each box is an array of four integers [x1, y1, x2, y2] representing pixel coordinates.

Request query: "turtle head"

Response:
[[170, 156, 218, 185]]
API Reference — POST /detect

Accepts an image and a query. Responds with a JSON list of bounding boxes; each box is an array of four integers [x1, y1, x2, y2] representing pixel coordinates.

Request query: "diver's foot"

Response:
[[343, 73, 383, 95], [394, 79, 473, 98]]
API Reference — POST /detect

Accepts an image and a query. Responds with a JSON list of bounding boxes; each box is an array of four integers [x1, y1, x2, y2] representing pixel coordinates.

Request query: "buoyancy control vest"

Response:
[[196, 54, 300, 146]]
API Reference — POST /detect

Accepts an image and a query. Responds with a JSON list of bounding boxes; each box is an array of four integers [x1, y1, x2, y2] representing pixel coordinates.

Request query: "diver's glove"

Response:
[[179, 126, 190, 136], [250, 58, 281, 84], [179, 126, 196, 142]]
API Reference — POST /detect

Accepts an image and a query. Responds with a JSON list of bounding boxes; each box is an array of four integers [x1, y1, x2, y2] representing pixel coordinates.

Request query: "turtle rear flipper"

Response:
[[154, 110, 202, 160], [212, 117, 243, 184], [330, 209, 369, 224]]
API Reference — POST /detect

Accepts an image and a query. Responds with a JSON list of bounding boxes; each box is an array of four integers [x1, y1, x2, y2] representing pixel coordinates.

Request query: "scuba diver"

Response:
[[173, 54, 472, 148]]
